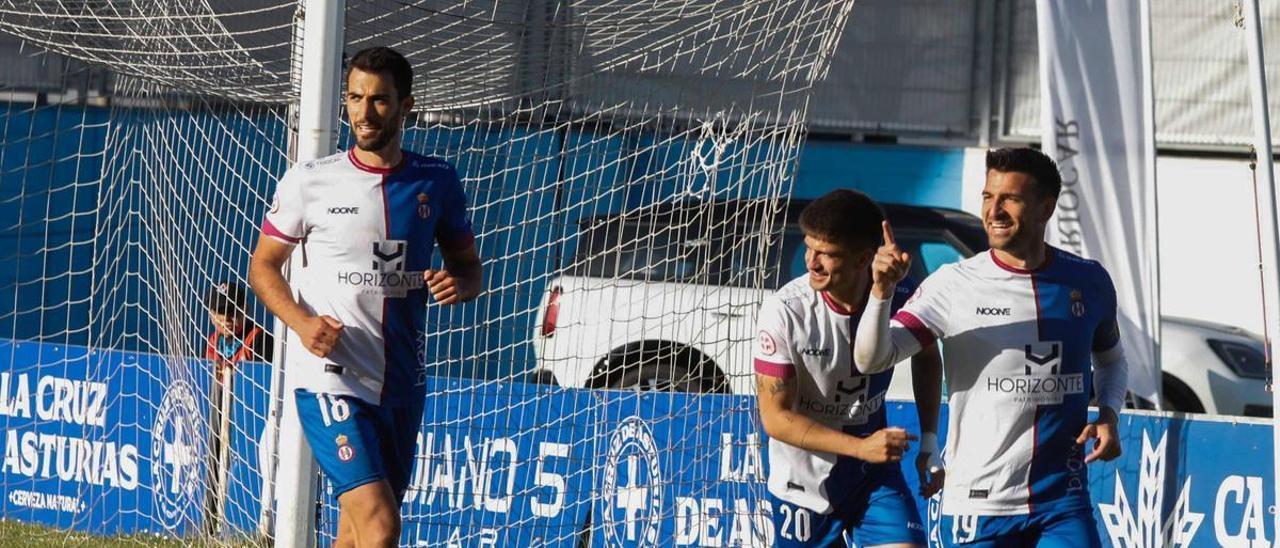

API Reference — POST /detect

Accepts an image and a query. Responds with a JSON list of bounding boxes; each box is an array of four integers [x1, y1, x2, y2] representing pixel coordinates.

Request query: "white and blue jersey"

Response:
[[263, 149, 475, 406], [754, 274, 919, 512], [893, 248, 1120, 518]]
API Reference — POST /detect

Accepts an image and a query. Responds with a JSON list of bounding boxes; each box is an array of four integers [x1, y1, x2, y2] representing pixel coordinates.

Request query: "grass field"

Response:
[[0, 520, 268, 547]]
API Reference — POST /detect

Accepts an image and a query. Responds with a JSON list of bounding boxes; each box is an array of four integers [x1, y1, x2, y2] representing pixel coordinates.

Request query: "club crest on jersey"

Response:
[[1069, 289, 1085, 318], [269, 195, 280, 214], [907, 286, 922, 304], [758, 331, 777, 355], [336, 434, 355, 462], [417, 192, 431, 220]]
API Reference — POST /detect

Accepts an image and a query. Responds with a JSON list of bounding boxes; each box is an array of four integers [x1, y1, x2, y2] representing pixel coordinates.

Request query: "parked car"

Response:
[[1159, 316, 1269, 416], [531, 198, 1272, 417]]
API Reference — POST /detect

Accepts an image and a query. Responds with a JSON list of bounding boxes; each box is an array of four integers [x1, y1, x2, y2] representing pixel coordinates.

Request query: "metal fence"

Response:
[[3, 0, 1280, 150], [1002, 0, 1280, 148]]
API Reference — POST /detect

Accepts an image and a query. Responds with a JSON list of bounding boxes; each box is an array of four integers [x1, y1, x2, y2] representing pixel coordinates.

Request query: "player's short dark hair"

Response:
[[348, 46, 413, 101], [798, 189, 885, 252], [205, 282, 248, 317], [985, 147, 1062, 200]]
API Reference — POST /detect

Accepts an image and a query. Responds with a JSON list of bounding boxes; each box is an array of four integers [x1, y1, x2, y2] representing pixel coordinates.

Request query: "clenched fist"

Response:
[[297, 315, 343, 358], [855, 427, 916, 464], [425, 269, 463, 305]]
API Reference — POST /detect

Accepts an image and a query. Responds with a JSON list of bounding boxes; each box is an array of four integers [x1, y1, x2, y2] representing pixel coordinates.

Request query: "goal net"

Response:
[[0, 0, 854, 545]]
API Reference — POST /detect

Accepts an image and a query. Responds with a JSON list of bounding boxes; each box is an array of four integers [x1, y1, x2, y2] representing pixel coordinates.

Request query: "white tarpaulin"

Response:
[[1037, 0, 1161, 404]]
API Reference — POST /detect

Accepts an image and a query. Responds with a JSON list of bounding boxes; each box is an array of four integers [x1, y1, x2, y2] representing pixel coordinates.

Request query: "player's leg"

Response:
[[294, 389, 400, 547], [337, 480, 401, 548], [382, 396, 428, 502], [768, 492, 848, 547], [328, 399, 424, 547], [335, 510, 356, 548], [1029, 507, 1101, 548], [847, 470, 926, 548]]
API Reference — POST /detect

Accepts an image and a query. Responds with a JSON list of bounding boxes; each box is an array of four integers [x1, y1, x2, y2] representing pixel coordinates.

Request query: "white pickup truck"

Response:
[[531, 199, 1271, 417]]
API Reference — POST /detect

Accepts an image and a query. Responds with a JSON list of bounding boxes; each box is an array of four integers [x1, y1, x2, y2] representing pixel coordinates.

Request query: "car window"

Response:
[[775, 229, 970, 287], [574, 220, 783, 285], [712, 229, 784, 288], [893, 229, 971, 281], [570, 210, 979, 288], [917, 241, 966, 274], [617, 225, 709, 282]]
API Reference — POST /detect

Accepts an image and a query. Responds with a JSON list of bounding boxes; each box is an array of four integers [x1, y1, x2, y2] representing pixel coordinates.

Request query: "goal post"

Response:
[[272, 1, 346, 546]]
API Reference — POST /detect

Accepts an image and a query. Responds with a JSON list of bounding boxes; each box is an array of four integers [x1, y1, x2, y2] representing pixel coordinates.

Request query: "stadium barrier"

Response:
[[0, 337, 1272, 546]]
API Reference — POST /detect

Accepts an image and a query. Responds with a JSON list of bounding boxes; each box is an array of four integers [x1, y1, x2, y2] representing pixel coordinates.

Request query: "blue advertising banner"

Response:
[[389, 380, 597, 547], [0, 338, 271, 539], [0, 338, 1275, 547]]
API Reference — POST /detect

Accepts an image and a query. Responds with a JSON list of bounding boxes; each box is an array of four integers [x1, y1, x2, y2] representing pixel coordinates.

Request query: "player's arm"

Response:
[[1092, 342, 1128, 418], [426, 242, 483, 305], [1078, 272, 1126, 463], [911, 344, 945, 496], [854, 221, 928, 374], [1079, 323, 1126, 463], [427, 170, 482, 305], [248, 236, 342, 358], [756, 374, 913, 464]]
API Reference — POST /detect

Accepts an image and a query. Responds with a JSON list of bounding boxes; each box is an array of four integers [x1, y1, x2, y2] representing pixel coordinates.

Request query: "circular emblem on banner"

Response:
[[151, 380, 204, 530], [758, 330, 777, 356], [602, 416, 663, 548]]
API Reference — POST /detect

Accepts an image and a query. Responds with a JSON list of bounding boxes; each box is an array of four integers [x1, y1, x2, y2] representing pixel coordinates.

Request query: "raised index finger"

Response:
[[882, 221, 896, 246]]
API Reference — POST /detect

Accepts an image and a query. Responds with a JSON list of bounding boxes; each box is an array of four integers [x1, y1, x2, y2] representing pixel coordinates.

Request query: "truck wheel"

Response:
[[609, 361, 703, 392], [596, 344, 728, 393], [1162, 374, 1204, 414]]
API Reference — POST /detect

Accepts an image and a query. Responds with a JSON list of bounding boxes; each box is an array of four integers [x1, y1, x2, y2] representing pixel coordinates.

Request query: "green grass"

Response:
[[0, 520, 269, 547]]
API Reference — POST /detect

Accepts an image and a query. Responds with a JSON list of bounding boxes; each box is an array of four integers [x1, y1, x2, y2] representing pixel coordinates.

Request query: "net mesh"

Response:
[[0, 0, 854, 545]]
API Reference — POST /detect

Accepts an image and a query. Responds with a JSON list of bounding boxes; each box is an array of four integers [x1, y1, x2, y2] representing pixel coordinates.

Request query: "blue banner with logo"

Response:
[[0, 338, 1276, 546], [0, 338, 272, 540]]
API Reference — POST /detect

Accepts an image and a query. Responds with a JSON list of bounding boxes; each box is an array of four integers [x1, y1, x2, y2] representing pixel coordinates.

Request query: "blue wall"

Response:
[[0, 102, 290, 355], [794, 141, 964, 207]]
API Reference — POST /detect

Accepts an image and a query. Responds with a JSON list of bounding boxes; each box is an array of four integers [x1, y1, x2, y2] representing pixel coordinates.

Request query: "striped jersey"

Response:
[[754, 274, 917, 513], [263, 149, 475, 405], [893, 248, 1119, 516]]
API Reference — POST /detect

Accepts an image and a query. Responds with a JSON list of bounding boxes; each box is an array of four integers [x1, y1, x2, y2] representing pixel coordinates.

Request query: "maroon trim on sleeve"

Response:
[[262, 218, 301, 244], [754, 359, 796, 378], [892, 310, 936, 348]]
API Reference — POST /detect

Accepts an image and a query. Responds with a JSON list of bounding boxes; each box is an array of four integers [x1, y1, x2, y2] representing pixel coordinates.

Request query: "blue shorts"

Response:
[[770, 469, 926, 547], [295, 389, 425, 500], [936, 506, 1100, 547]]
